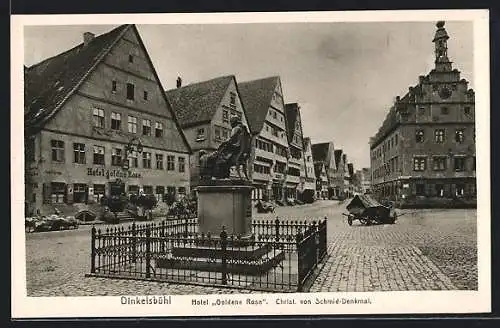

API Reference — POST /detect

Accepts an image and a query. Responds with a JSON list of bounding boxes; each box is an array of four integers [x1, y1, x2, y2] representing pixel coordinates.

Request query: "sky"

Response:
[[24, 21, 473, 169]]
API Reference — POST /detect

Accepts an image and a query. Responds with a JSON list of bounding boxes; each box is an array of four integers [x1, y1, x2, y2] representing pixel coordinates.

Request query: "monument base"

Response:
[[196, 179, 253, 237]]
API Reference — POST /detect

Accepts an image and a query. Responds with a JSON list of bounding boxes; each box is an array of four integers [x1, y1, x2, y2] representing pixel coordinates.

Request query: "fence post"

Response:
[[311, 221, 318, 266], [220, 226, 228, 285], [145, 225, 151, 278], [296, 230, 304, 292], [91, 226, 96, 273], [275, 217, 280, 241], [132, 222, 137, 263]]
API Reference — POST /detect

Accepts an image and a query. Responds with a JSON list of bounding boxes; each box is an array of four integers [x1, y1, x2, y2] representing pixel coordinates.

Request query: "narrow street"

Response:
[[25, 200, 477, 296]]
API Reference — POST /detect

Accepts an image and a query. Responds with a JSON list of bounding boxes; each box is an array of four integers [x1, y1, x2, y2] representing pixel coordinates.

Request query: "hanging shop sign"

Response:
[[87, 167, 142, 179]]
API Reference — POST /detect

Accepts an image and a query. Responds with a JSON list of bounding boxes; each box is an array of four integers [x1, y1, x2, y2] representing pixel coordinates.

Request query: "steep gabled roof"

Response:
[[165, 75, 234, 128], [311, 142, 330, 163], [334, 149, 343, 170], [238, 76, 279, 134], [284, 103, 299, 143], [25, 24, 131, 127]]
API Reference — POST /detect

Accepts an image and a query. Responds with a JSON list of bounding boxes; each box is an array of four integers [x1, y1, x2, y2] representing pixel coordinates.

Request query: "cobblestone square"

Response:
[[24, 200, 477, 296]]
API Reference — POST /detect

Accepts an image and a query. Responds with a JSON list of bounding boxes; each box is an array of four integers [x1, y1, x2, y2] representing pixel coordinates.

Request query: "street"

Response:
[[25, 200, 477, 296]]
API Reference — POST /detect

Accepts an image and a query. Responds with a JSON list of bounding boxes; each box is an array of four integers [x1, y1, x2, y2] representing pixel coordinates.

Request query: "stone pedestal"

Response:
[[196, 180, 253, 237]]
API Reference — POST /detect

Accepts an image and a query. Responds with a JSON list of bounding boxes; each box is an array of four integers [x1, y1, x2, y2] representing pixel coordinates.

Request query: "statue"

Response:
[[199, 115, 252, 181]]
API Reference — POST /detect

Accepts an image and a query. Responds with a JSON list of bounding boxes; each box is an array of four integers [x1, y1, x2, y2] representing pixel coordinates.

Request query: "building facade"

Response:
[[165, 75, 250, 191], [302, 137, 317, 201], [314, 162, 329, 199], [239, 76, 290, 202], [311, 142, 336, 199], [331, 149, 347, 199], [360, 168, 371, 193], [284, 103, 306, 200], [369, 21, 476, 207], [24, 25, 192, 216]]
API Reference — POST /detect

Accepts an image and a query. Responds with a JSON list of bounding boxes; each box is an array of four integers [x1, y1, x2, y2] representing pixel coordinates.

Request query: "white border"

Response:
[[11, 10, 491, 318]]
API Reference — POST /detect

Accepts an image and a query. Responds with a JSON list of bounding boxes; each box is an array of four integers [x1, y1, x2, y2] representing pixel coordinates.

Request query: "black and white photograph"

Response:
[[11, 10, 490, 317]]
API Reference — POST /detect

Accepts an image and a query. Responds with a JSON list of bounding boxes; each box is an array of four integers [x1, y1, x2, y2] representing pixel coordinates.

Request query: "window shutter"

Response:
[[43, 183, 51, 204]]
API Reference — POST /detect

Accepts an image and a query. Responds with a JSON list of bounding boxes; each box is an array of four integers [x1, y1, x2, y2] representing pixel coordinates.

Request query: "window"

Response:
[[273, 111, 277, 119], [454, 157, 466, 172], [433, 156, 447, 171], [464, 107, 471, 115], [93, 107, 105, 128], [156, 154, 164, 170], [455, 184, 465, 196], [214, 127, 221, 141], [416, 183, 425, 196], [93, 184, 105, 203], [128, 185, 139, 194], [73, 143, 86, 164], [73, 184, 87, 203], [222, 129, 229, 140], [128, 116, 137, 133], [111, 148, 122, 166], [142, 152, 152, 169], [435, 184, 445, 197], [222, 110, 229, 123], [51, 182, 66, 204], [167, 155, 175, 171], [229, 92, 236, 108], [196, 128, 205, 141], [416, 129, 425, 143], [51, 140, 65, 162], [112, 80, 117, 93], [418, 107, 425, 115], [142, 119, 151, 136], [126, 83, 135, 100], [143, 185, 153, 195], [155, 122, 163, 137], [129, 150, 138, 168], [178, 187, 186, 196], [93, 145, 105, 165], [413, 157, 426, 171], [111, 112, 121, 130], [156, 186, 165, 202], [434, 129, 445, 143], [178, 157, 185, 173], [128, 54, 134, 63], [441, 107, 449, 115], [143, 90, 148, 101], [455, 129, 465, 143]]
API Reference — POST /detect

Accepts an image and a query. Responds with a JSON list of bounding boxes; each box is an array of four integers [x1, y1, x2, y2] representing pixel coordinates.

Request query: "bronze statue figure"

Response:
[[199, 115, 252, 181]]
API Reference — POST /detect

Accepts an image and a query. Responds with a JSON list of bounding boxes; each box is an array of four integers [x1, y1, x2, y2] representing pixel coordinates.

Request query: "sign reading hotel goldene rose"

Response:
[[87, 167, 142, 179]]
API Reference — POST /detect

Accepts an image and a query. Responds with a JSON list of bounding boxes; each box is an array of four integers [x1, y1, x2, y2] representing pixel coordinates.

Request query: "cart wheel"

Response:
[[359, 218, 367, 225], [347, 217, 353, 226]]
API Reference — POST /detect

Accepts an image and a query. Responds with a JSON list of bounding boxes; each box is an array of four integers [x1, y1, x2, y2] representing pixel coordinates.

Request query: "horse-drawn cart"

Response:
[[342, 194, 398, 226]]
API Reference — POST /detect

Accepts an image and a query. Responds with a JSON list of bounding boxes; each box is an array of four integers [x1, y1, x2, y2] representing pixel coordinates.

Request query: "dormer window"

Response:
[[196, 128, 205, 141], [229, 92, 236, 109], [128, 54, 134, 63]]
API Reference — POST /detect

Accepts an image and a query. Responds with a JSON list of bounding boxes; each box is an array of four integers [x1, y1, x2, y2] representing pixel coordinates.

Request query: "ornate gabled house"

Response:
[[238, 76, 290, 202], [314, 162, 329, 199], [369, 21, 476, 208], [165, 75, 250, 190], [24, 25, 192, 216], [332, 149, 346, 199], [284, 103, 306, 201], [302, 137, 317, 202], [311, 142, 336, 199]]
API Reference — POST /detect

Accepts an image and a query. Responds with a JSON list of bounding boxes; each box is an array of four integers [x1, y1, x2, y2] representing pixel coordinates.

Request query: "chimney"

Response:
[[83, 32, 95, 46], [176, 76, 182, 88]]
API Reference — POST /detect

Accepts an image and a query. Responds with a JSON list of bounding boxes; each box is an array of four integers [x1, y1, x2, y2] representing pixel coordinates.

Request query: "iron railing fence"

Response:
[[89, 217, 328, 292]]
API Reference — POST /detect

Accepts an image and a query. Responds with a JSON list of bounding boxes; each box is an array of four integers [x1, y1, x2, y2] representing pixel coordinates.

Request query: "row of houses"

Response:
[[23, 24, 363, 216]]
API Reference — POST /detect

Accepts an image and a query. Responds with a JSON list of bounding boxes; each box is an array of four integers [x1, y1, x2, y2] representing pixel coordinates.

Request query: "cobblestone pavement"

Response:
[[25, 201, 477, 296]]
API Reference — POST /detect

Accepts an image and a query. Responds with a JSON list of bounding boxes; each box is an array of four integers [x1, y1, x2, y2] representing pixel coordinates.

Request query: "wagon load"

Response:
[[343, 194, 398, 226]]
